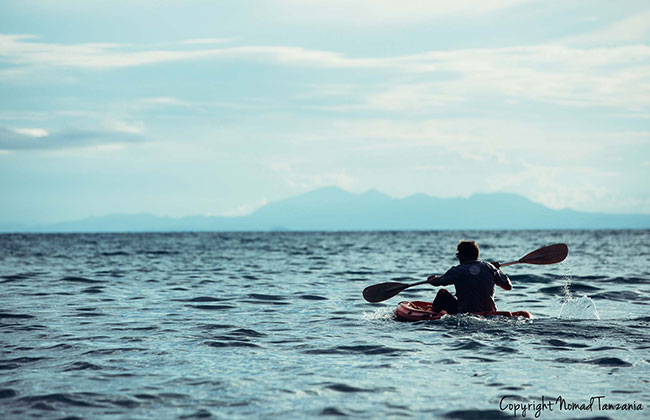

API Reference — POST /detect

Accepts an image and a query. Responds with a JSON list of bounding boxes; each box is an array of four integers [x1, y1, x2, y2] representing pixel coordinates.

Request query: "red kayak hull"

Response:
[[395, 301, 532, 322]]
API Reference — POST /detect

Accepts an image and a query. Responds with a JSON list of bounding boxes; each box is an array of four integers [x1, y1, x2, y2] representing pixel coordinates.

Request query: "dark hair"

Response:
[[457, 240, 479, 261]]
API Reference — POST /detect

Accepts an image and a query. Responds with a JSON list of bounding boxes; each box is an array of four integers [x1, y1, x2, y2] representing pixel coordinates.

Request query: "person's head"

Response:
[[456, 240, 479, 263]]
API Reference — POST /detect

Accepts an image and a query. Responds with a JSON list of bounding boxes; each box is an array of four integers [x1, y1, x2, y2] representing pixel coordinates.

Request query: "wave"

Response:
[[303, 344, 407, 355], [60, 276, 105, 284]]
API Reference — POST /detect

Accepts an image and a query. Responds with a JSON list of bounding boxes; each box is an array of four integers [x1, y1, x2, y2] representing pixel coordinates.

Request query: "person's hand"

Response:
[[490, 261, 501, 269], [427, 275, 439, 284]]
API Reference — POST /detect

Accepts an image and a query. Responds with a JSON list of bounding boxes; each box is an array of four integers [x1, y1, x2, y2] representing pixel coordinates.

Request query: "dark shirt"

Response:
[[430, 260, 511, 313]]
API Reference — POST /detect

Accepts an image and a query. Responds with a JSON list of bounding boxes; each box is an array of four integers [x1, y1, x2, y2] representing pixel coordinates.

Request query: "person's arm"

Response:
[[428, 267, 458, 286], [490, 261, 512, 290]]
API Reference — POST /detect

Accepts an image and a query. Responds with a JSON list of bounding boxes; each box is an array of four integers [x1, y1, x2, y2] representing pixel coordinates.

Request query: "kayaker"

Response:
[[426, 240, 512, 314]]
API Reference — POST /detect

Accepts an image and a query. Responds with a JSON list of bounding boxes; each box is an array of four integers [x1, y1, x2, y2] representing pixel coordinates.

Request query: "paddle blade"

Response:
[[363, 282, 409, 303], [518, 243, 568, 265]]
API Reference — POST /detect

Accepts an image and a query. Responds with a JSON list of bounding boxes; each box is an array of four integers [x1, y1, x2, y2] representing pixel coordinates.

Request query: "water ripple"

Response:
[[1, 230, 648, 419]]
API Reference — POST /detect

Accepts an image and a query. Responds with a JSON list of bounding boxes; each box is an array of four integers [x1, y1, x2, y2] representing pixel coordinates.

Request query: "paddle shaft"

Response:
[[362, 279, 430, 302], [392, 280, 429, 291], [499, 260, 521, 268]]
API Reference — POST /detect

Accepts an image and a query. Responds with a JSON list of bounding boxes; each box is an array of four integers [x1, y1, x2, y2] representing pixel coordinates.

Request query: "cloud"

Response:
[[271, 0, 532, 25], [0, 35, 204, 69], [364, 83, 466, 111], [177, 38, 236, 45], [389, 45, 650, 111], [13, 127, 49, 137], [0, 34, 373, 70], [285, 117, 593, 156], [485, 162, 614, 210], [562, 10, 650, 46], [2, 33, 649, 112], [141, 96, 188, 106], [108, 121, 144, 135], [310, 45, 650, 112], [0, 126, 147, 151], [264, 157, 358, 191], [3, 33, 649, 72], [221, 199, 269, 217]]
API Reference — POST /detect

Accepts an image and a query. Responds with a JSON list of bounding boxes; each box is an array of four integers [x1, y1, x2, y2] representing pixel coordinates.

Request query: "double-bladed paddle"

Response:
[[362, 243, 569, 303]]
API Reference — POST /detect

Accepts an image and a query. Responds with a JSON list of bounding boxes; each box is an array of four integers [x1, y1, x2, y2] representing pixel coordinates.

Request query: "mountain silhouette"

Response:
[[3, 187, 649, 232]]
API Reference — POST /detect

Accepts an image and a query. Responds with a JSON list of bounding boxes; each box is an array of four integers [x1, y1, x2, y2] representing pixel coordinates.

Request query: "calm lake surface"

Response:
[[1, 230, 649, 419]]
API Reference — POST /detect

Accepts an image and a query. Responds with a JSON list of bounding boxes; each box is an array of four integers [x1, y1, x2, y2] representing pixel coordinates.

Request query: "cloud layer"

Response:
[[2, 34, 648, 112], [0, 126, 147, 151]]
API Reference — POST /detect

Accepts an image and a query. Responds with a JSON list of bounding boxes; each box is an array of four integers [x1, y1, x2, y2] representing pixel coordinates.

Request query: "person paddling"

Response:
[[427, 240, 512, 314]]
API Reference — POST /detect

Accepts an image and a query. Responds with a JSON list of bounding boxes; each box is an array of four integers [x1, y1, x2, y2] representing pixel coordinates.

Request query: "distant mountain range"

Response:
[[2, 187, 649, 232]]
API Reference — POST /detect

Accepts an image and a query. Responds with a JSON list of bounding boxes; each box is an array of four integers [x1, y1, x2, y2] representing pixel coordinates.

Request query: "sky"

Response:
[[1, 0, 649, 224]]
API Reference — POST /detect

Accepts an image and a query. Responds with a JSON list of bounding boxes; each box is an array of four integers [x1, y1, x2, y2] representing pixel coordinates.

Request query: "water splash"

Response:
[[557, 274, 600, 320], [558, 295, 600, 320], [361, 307, 395, 321]]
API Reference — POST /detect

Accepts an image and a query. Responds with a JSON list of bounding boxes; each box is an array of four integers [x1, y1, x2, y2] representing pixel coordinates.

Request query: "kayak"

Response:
[[395, 301, 532, 322]]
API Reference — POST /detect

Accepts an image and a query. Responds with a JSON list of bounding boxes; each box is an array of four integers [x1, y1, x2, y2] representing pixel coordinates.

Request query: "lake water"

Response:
[[1, 230, 649, 419]]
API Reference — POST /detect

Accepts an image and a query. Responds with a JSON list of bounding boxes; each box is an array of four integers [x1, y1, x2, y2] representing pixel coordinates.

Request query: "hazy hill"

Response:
[[3, 187, 649, 232]]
